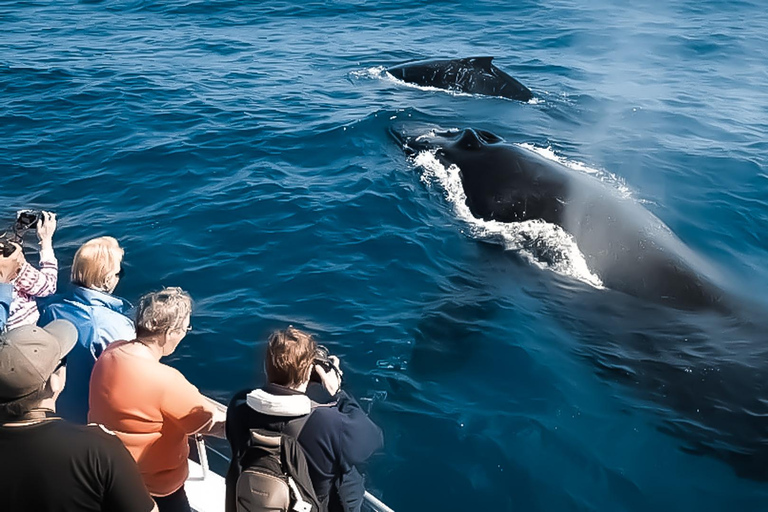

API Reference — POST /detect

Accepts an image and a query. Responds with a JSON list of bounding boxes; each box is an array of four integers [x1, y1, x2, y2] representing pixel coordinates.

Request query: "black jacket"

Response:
[[226, 383, 383, 512]]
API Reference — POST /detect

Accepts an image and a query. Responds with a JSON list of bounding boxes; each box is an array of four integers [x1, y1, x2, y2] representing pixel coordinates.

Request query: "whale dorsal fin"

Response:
[[456, 128, 503, 149], [457, 129, 486, 149], [463, 57, 495, 70]]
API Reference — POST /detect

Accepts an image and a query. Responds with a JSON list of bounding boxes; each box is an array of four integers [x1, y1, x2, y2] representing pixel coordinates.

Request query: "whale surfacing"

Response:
[[393, 126, 730, 311], [387, 57, 533, 102]]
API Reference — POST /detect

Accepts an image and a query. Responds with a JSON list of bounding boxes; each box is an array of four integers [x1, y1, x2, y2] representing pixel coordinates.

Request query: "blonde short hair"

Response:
[[135, 287, 192, 336], [71, 236, 124, 291]]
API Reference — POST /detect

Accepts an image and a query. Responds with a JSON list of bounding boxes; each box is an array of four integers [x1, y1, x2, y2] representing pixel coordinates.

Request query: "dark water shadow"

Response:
[[542, 277, 768, 481]]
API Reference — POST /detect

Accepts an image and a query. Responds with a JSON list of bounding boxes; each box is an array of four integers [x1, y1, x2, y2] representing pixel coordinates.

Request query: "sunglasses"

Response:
[[116, 268, 125, 279]]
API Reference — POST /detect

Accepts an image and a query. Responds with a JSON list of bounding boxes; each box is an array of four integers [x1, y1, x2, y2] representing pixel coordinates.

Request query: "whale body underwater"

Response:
[[387, 57, 533, 102], [391, 125, 768, 480]]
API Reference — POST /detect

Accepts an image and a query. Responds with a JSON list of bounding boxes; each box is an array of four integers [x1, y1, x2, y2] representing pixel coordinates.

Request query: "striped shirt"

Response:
[[7, 249, 58, 329]]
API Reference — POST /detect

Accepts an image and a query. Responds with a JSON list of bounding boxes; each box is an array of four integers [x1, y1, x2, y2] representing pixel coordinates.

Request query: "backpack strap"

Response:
[[282, 397, 339, 439], [280, 408, 323, 512], [281, 412, 311, 439]]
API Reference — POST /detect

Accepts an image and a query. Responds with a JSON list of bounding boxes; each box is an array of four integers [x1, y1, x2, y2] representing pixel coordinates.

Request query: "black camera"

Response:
[[0, 239, 18, 257], [310, 345, 337, 382], [15, 210, 43, 230]]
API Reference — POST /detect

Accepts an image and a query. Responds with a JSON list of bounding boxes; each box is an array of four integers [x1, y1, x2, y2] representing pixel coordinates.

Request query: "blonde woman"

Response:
[[38, 236, 134, 423]]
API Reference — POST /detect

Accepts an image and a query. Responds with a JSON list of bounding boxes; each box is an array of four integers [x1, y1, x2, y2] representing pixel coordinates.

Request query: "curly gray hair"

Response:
[[135, 287, 192, 336]]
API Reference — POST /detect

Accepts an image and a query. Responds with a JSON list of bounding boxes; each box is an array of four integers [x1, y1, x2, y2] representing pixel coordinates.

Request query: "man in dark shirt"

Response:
[[0, 320, 157, 512], [226, 326, 383, 512]]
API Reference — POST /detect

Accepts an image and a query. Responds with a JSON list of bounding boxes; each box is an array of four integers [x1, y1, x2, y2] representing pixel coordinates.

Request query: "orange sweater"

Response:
[[88, 340, 216, 496]]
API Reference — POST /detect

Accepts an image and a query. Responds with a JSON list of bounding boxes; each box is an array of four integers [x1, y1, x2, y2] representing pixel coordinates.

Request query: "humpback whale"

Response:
[[392, 126, 731, 310], [393, 125, 768, 481], [387, 57, 533, 102]]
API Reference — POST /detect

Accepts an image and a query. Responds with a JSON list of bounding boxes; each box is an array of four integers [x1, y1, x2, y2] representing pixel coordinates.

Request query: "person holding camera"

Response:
[[5, 211, 58, 330], [225, 326, 383, 512]]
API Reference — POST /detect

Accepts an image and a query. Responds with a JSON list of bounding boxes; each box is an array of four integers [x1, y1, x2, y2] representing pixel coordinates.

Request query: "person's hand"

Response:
[[36, 211, 57, 244], [315, 355, 343, 396], [0, 242, 24, 283]]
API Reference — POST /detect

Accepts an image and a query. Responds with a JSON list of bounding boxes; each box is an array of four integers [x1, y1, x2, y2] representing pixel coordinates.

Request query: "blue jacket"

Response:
[[38, 285, 136, 423], [0, 283, 12, 331]]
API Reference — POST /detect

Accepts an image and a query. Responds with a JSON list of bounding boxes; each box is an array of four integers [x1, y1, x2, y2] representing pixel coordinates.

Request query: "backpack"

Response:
[[235, 413, 323, 512]]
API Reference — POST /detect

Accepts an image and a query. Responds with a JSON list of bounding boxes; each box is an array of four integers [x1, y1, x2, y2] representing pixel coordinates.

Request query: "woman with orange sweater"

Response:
[[89, 287, 225, 512]]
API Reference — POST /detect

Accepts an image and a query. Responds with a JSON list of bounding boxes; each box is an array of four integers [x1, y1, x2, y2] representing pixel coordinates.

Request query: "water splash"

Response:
[[412, 149, 604, 288]]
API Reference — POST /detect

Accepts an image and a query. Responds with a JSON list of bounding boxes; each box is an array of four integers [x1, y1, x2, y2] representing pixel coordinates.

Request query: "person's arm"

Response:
[[160, 367, 226, 438], [314, 355, 343, 397], [36, 211, 56, 263], [12, 212, 58, 299], [201, 395, 227, 438], [13, 260, 58, 298], [338, 390, 384, 467], [317, 357, 383, 465]]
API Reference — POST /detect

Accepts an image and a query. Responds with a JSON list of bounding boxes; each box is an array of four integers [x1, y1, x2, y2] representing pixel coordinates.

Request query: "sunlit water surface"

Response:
[[2, 1, 768, 510]]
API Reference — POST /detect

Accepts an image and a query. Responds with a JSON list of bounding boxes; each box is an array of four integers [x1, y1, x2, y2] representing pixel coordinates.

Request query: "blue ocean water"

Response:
[[2, 1, 768, 510]]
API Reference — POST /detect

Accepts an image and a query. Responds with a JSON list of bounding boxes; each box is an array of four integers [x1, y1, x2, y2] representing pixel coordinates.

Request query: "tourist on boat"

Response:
[[5, 211, 58, 330], [0, 320, 157, 512], [89, 287, 226, 512], [226, 326, 383, 512], [0, 241, 23, 330], [38, 235, 135, 423]]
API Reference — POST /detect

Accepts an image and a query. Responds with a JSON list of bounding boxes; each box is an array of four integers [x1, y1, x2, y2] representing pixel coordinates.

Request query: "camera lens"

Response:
[[16, 211, 40, 230]]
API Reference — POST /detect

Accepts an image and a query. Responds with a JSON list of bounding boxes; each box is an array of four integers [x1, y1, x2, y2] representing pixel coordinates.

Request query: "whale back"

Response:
[[433, 129, 730, 310], [441, 134, 568, 224], [387, 57, 533, 101]]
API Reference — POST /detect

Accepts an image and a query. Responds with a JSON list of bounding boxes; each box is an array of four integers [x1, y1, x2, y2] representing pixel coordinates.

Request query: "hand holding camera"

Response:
[[311, 345, 343, 396], [35, 211, 57, 251]]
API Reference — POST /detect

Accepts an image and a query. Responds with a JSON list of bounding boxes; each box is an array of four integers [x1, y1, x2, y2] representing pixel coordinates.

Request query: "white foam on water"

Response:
[[350, 66, 388, 80], [412, 149, 604, 288]]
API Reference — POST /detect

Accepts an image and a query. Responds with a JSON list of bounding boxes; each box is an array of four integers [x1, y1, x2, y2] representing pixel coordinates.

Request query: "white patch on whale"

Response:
[[412, 149, 604, 288]]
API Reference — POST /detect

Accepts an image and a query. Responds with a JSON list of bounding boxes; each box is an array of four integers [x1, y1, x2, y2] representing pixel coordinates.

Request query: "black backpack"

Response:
[[235, 413, 323, 512]]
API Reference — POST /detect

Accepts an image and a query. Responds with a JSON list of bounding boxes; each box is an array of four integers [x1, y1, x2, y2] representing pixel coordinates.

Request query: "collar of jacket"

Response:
[[68, 285, 133, 313], [247, 383, 311, 417]]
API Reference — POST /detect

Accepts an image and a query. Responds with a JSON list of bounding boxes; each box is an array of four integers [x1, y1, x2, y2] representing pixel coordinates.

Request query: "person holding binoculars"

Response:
[[225, 326, 383, 512]]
